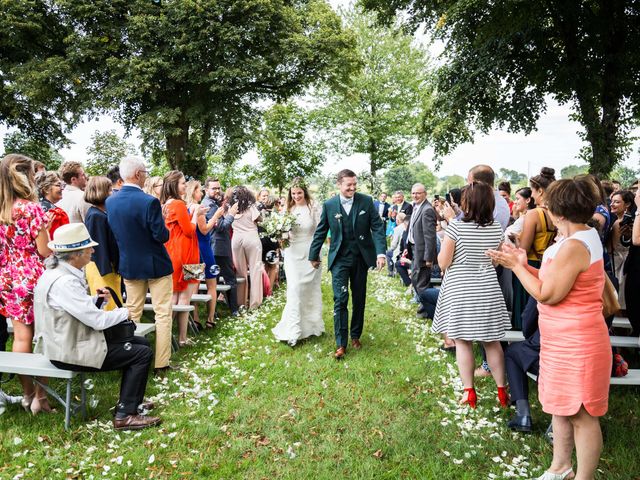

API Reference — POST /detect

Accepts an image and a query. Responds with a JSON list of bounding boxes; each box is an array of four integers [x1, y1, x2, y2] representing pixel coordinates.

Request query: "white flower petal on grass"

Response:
[[13, 437, 22, 446], [148, 454, 155, 464]]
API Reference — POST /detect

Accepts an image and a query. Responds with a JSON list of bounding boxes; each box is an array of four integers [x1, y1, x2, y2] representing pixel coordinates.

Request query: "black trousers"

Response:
[[625, 267, 640, 336], [395, 260, 412, 287], [51, 336, 152, 416], [411, 263, 431, 292], [0, 313, 7, 352], [216, 255, 239, 313], [505, 344, 540, 403], [331, 254, 368, 347]]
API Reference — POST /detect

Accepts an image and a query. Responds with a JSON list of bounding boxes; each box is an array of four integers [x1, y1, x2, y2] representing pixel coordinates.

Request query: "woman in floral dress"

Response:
[[0, 154, 53, 413]]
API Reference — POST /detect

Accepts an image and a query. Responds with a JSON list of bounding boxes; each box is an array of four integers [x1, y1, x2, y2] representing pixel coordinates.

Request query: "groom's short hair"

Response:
[[337, 169, 357, 183]]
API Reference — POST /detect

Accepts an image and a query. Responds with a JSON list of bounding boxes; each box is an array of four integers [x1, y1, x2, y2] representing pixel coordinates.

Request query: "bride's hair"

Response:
[[286, 177, 313, 212]]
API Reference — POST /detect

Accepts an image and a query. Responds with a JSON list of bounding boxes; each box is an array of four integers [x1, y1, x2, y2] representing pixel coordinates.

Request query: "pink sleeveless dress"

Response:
[[537, 228, 611, 417]]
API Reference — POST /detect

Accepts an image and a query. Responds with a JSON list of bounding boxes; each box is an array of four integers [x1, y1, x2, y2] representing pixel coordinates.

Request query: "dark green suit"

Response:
[[308, 193, 386, 347]]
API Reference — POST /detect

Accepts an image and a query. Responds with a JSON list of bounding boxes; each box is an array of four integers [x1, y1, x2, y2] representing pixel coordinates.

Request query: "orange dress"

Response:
[[537, 228, 611, 417], [164, 200, 199, 292]]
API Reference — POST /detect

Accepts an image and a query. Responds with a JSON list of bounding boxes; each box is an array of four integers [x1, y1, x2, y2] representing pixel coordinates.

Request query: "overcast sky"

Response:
[[2, 0, 638, 179]]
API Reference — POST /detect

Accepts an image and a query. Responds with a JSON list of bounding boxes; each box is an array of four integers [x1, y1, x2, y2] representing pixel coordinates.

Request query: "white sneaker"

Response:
[[0, 390, 23, 415], [533, 467, 574, 480]]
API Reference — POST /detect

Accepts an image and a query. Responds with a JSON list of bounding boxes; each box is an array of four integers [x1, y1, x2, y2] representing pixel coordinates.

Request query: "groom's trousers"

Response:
[[330, 253, 369, 348]]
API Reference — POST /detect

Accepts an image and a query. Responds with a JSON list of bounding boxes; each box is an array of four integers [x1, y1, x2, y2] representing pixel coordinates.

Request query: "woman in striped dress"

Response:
[[432, 182, 511, 408]]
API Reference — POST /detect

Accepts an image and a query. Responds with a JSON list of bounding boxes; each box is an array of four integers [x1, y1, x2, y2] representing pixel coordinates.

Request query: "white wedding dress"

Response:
[[272, 204, 324, 345]]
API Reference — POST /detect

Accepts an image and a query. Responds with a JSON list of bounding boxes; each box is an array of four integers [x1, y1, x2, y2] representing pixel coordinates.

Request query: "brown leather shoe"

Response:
[[351, 339, 362, 350], [334, 347, 346, 360], [113, 414, 161, 431]]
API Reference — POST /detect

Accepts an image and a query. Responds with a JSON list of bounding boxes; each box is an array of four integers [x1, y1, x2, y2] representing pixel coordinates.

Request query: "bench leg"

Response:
[[65, 379, 72, 431], [80, 373, 87, 420]]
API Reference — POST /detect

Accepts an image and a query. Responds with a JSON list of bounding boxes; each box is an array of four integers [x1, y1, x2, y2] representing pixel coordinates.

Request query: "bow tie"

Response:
[[341, 197, 353, 205]]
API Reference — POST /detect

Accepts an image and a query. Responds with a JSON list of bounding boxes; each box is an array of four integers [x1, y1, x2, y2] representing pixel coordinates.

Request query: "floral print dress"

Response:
[[0, 200, 46, 325]]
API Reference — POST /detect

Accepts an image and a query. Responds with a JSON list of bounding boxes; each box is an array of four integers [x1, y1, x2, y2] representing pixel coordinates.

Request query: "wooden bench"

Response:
[[612, 316, 632, 330], [6, 320, 155, 338], [199, 283, 231, 293], [0, 351, 86, 430], [528, 370, 640, 386], [502, 330, 640, 349], [142, 303, 196, 345]]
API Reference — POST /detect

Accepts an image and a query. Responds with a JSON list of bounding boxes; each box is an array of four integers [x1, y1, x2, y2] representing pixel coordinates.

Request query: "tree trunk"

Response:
[[166, 121, 189, 173]]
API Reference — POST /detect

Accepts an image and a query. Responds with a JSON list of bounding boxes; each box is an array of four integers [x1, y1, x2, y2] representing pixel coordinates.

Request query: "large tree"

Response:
[[255, 103, 324, 195], [61, 0, 356, 178], [314, 7, 432, 182], [85, 130, 137, 176], [362, 0, 640, 177], [383, 162, 437, 194], [2, 131, 63, 170]]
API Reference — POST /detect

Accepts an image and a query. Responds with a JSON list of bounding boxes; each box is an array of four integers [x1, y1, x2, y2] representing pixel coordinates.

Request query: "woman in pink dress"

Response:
[[489, 176, 611, 480], [0, 154, 54, 413]]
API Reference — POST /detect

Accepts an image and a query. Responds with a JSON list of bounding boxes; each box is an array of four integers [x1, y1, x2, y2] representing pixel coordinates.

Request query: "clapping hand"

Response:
[[486, 244, 528, 270], [197, 204, 209, 216]]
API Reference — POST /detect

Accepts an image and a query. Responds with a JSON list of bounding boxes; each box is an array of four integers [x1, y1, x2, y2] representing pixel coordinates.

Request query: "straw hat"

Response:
[[48, 223, 99, 252]]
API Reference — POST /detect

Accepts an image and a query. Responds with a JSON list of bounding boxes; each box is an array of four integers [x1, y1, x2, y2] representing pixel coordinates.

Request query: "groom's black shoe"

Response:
[[507, 414, 532, 433], [351, 339, 362, 350], [416, 305, 426, 315], [335, 347, 346, 360]]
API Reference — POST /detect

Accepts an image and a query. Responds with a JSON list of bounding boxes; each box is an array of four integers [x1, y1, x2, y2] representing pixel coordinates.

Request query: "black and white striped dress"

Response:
[[431, 220, 510, 341]]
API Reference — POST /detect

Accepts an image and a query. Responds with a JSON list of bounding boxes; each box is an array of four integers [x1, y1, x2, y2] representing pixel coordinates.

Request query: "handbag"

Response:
[[183, 263, 206, 281], [97, 287, 136, 343], [602, 274, 620, 319]]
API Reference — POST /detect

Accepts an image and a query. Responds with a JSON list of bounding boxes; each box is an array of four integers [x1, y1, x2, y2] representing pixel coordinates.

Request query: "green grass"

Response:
[[1, 270, 639, 479]]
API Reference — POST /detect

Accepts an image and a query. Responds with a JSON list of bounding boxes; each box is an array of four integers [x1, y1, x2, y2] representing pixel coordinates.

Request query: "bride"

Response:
[[272, 178, 324, 346]]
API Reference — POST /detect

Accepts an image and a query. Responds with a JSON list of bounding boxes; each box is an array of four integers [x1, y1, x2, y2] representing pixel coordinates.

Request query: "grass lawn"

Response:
[[1, 270, 639, 479]]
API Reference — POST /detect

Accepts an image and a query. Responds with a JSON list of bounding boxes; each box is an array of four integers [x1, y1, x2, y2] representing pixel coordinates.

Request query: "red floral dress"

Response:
[[0, 200, 47, 325]]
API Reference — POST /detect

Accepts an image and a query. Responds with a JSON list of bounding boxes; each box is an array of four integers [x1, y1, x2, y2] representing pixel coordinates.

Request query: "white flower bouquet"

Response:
[[259, 211, 298, 249]]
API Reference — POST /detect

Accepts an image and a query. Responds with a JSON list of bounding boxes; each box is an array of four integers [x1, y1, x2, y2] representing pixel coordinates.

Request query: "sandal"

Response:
[[205, 320, 216, 329]]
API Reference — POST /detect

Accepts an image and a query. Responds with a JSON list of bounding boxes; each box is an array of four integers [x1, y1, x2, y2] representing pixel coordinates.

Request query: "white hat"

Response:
[[48, 223, 99, 252]]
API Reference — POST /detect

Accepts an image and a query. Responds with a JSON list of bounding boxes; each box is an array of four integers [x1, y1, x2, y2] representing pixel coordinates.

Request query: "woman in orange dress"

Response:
[[160, 171, 207, 346], [489, 176, 611, 480]]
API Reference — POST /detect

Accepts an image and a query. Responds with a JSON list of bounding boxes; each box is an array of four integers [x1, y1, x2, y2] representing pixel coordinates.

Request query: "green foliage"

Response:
[[255, 103, 325, 195], [85, 130, 137, 176], [560, 164, 589, 179], [59, 0, 357, 178], [498, 169, 527, 186], [314, 7, 432, 177], [2, 131, 63, 170], [611, 165, 640, 189], [309, 172, 337, 202], [383, 162, 437, 194], [437, 174, 466, 194], [205, 155, 256, 188], [362, 0, 640, 177]]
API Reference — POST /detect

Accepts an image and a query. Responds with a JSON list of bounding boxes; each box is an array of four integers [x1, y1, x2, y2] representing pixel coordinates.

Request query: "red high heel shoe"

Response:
[[497, 386, 510, 408], [459, 387, 477, 409]]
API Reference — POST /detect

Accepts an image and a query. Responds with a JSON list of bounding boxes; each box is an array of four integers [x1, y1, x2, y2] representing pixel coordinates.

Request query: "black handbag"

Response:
[[96, 287, 136, 343]]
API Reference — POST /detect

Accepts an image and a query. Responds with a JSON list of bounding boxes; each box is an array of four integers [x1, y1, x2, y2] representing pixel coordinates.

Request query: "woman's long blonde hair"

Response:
[[184, 179, 202, 205], [0, 154, 37, 224]]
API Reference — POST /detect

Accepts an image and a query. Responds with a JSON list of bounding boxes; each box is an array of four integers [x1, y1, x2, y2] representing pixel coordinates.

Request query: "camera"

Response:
[[445, 193, 451, 204]]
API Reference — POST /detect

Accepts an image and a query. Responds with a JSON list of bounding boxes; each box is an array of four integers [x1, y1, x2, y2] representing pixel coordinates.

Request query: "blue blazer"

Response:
[[106, 185, 173, 280]]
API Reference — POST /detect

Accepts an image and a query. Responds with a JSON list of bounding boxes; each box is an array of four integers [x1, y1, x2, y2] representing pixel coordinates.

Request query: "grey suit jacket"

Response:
[[410, 201, 437, 264]]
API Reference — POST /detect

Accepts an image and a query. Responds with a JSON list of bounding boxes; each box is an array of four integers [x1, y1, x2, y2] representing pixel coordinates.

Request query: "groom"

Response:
[[309, 169, 386, 359]]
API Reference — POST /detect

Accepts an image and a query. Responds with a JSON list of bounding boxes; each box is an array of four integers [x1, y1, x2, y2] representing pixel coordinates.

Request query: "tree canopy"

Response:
[[362, 0, 640, 177], [255, 103, 324, 195], [383, 162, 437, 194], [2, 132, 63, 170], [85, 130, 137, 177], [314, 7, 432, 181]]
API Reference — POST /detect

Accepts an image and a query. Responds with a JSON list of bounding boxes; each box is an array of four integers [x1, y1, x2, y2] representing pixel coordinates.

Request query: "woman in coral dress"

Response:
[[0, 154, 54, 413], [160, 171, 206, 346], [489, 176, 612, 480]]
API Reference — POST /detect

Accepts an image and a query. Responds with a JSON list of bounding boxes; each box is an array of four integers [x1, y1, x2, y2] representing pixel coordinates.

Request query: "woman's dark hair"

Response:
[[546, 177, 600, 224], [612, 190, 635, 209], [529, 167, 556, 191], [575, 174, 607, 205], [448, 188, 462, 206], [515, 187, 535, 210], [497, 181, 511, 195], [160, 170, 185, 204], [461, 182, 495, 226], [233, 186, 256, 214]]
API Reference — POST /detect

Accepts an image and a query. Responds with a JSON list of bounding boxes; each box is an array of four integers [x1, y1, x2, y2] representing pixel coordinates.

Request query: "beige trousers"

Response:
[[125, 275, 173, 368]]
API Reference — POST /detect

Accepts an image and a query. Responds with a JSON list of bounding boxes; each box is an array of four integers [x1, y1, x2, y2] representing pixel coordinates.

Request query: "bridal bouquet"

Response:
[[260, 210, 298, 249]]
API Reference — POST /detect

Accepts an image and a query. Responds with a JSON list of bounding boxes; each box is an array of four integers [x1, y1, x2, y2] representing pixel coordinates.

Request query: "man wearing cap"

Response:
[[34, 223, 160, 430]]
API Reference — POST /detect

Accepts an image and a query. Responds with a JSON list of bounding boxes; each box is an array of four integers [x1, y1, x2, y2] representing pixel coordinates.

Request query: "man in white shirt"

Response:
[[56, 161, 90, 223], [34, 223, 160, 430], [467, 164, 510, 230]]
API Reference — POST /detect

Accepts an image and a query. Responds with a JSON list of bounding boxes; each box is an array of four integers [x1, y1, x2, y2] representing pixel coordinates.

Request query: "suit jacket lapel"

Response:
[[351, 194, 360, 229]]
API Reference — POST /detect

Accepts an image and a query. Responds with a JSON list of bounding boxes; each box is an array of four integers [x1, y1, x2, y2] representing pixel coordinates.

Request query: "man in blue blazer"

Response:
[[106, 156, 174, 373]]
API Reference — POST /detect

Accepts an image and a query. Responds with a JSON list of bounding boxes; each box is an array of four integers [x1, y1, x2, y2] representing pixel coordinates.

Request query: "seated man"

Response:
[[504, 296, 540, 433], [34, 224, 160, 430]]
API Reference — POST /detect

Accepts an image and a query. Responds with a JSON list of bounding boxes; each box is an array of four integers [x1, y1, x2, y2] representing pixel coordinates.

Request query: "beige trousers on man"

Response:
[[124, 275, 173, 369]]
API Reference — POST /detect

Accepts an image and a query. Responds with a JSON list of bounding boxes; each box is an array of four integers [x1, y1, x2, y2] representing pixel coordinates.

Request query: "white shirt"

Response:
[[390, 224, 405, 258], [408, 200, 424, 244], [56, 185, 91, 223], [493, 190, 510, 231], [48, 262, 128, 331], [339, 195, 354, 215]]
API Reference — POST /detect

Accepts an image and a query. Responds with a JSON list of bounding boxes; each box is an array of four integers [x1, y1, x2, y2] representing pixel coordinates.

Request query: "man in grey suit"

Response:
[[408, 183, 437, 292]]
